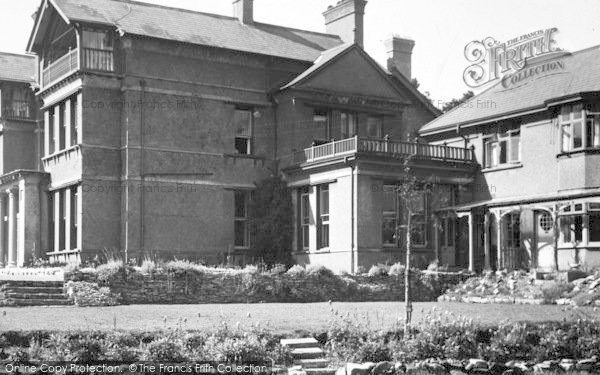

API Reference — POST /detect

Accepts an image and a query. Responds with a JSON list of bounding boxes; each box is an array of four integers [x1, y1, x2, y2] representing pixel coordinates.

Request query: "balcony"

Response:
[[293, 136, 475, 164], [41, 48, 115, 89]]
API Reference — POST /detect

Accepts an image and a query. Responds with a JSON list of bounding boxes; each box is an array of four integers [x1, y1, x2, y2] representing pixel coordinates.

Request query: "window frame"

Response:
[[557, 202, 600, 247], [317, 184, 330, 250], [299, 187, 310, 251], [560, 104, 587, 152], [382, 185, 398, 247], [366, 116, 384, 139], [340, 112, 357, 140], [233, 108, 254, 155], [483, 129, 521, 168]]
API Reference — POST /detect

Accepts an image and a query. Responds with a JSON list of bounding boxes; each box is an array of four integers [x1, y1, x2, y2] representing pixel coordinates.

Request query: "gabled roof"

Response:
[[387, 64, 442, 117], [420, 46, 600, 135], [280, 43, 411, 104], [28, 0, 343, 62], [0, 52, 37, 83]]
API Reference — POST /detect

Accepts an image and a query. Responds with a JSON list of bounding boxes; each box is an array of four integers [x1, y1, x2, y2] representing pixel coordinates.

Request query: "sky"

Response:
[[1, 0, 600, 106]]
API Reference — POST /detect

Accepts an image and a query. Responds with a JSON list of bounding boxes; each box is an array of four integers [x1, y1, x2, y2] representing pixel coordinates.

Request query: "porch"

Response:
[[449, 195, 600, 272], [0, 171, 48, 268]]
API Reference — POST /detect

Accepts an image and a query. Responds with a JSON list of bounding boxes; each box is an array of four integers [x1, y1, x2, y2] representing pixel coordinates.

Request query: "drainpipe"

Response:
[[139, 79, 146, 260]]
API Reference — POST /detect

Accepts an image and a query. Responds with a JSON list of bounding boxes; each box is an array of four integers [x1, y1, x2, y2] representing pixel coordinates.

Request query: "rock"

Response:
[[576, 358, 597, 371], [533, 360, 559, 372], [556, 298, 572, 305], [345, 363, 375, 375], [488, 362, 509, 374], [288, 366, 307, 375], [505, 361, 530, 372], [590, 279, 600, 289], [501, 369, 523, 375], [449, 371, 467, 375], [465, 359, 488, 371], [371, 362, 395, 375], [393, 363, 406, 374], [559, 359, 575, 372]]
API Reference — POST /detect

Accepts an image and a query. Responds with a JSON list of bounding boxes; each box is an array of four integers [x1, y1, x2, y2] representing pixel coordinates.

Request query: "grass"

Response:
[[0, 302, 598, 333]]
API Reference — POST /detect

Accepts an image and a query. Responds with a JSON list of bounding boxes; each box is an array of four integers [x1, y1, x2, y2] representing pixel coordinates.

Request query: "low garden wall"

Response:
[[64, 264, 471, 306]]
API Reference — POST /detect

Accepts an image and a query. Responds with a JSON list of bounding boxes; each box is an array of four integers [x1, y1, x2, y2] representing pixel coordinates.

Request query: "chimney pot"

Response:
[[385, 36, 415, 79], [233, 0, 254, 24], [323, 0, 368, 47]]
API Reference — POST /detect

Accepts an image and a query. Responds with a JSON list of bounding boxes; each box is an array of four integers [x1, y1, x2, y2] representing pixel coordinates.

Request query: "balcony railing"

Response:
[[41, 48, 115, 89], [293, 136, 475, 164], [42, 49, 79, 88]]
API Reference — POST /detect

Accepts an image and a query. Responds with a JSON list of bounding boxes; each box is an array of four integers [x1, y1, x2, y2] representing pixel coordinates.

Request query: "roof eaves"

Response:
[[387, 65, 441, 117]]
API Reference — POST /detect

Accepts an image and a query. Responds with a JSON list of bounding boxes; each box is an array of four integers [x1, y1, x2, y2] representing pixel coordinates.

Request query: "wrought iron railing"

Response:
[[293, 136, 475, 164]]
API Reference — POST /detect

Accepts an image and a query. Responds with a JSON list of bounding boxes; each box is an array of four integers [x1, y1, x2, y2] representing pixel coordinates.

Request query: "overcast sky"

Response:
[[1, 0, 599, 105]]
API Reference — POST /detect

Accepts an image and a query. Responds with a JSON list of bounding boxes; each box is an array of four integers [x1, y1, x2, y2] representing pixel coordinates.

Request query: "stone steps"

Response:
[[282, 338, 334, 375], [0, 280, 71, 306]]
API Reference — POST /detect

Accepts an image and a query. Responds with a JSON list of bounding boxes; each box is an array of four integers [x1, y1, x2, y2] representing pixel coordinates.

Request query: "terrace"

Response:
[[293, 136, 475, 165]]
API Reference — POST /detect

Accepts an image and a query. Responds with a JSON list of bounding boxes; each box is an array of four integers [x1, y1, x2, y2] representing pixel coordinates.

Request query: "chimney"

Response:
[[233, 0, 253, 24], [323, 0, 368, 47], [385, 36, 415, 79]]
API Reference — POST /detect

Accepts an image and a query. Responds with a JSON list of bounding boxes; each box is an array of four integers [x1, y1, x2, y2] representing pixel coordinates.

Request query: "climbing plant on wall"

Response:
[[248, 175, 294, 266]]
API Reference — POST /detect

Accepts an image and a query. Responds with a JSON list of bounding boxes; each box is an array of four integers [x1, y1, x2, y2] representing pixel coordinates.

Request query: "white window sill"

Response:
[[482, 162, 523, 173]]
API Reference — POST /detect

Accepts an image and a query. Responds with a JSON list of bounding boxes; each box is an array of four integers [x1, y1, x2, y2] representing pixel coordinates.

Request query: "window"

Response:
[[560, 104, 586, 152], [313, 109, 330, 139], [382, 185, 397, 246], [317, 185, 330, 249], [234, 191, 250, 248], [408, 192, 427, 247], [559, 203, 584, 244], [48, 193, 54, 252], [70, 95, 79, 146], [234, 108, 253, 155], [59, 102, 66, 150], [47, 107, 55, 155], [70, 186, 78, 249], [441, 216, 455, 247], [366, 116, 383, 138], [505, 213, 521, 248], [340, 112, 357, 139], [589, 204, 600, 242], [484, 130, 520, 168], [82, 30, 113, 50], [300, 187, 310, 250], [59, 190, 66, 251]]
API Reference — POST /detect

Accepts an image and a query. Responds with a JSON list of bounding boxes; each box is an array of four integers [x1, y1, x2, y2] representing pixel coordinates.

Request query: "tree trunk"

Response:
[[404, 212, 412, 336]]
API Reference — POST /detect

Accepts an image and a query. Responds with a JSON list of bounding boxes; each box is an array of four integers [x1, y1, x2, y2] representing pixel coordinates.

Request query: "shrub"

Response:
[[268, 264, 287, 276], [204, 335, 269, 363], [305, 264, 334, 278], [286, 265, 305, 277], [71, 336, 104, 363], [96, 260, 125, 282], [367, 264, 389, 277], [571, 289, 600, 306], [67, 281, 120, 307], [141, 337, 188, 362], [139, 259, 158, 274], [355, 266, 367, 275], [541, 281, 574, 302], [388, 263, 405, 277]]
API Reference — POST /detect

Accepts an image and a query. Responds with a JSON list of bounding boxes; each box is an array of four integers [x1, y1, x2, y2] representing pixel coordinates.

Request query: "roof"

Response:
[[387, 64, 442, 117], [30, 0, 343, 62], [281, 43, 354, 89], [420, 46, 600, 135], [0, 52, 37, 83]]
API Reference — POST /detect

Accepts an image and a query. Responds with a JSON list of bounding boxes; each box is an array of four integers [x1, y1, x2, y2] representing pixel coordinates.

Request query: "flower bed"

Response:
[[438, 269, 600, 306]]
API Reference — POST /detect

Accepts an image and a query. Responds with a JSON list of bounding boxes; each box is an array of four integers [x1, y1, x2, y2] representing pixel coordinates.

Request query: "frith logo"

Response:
[[463, 28, 560, 88]]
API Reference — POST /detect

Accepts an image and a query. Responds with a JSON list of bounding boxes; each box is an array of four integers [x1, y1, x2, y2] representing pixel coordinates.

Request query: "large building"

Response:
[[422, 48, 600, 272], [0, 0, 476, 272]]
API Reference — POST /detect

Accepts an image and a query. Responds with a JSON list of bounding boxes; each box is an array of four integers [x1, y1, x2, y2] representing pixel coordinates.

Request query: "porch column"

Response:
[[468, 212, 475, 272], [54, 190, 61, 252], [484, 212, 490, 269], [6, 189, 17, 268], [0, 194, 5, 267], [64, 188, 72, 251]]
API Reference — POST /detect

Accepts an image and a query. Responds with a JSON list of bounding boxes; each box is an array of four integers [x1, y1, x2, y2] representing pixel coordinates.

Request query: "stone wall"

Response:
[[66, 269, 470, 305]]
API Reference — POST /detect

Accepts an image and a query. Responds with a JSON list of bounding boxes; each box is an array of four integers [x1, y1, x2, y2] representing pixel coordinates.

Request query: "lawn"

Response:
[[0, 302, 598, 333]]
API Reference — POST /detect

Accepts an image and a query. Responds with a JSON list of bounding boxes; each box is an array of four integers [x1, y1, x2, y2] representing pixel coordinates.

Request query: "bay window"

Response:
[[558, 202, 600, 245], [484, 130, 520, 168], [560, 103, 594, 152]]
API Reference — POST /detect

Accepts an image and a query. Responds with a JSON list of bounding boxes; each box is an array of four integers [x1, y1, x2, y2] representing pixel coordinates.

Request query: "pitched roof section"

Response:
[[0, 52, 37, 83], [39, 0, 343, 62], [420, 46, 600, 135]]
